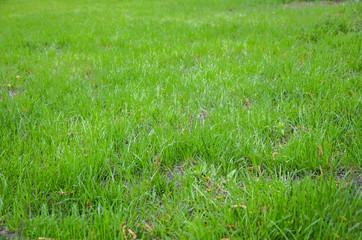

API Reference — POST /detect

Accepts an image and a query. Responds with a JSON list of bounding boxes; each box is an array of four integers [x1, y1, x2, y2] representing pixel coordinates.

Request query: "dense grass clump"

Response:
[[0, 0, 361, 239]]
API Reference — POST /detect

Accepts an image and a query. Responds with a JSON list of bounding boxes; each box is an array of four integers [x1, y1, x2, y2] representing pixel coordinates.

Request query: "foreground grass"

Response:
[[0, 0, 361, 239]]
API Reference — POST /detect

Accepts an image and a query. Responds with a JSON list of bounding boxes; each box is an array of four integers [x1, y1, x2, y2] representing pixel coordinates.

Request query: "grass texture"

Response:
[[0, 0, 361, 239]]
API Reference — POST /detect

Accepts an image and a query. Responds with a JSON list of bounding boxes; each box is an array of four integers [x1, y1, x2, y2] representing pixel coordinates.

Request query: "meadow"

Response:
[[0, 0, 361, 239]]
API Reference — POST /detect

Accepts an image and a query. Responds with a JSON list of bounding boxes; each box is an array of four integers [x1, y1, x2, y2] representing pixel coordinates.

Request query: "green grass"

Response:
[[0, 0, 361, 239]]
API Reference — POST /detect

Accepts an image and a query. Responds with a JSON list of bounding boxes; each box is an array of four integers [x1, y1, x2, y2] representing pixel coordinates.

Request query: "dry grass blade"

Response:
[[319, 165, 323, 178], [297, 126, 309, 131], [231, 205, 246, 209], [121, 224, 127, 240], [144, 223, 153, 234], [128, 229, 137, 239], [258, 165, 262, 176], [317, 146, 322, 158], [226, 224, 237, 230]]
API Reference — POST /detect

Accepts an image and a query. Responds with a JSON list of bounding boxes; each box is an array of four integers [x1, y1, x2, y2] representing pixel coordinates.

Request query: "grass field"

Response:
[[0, 0, 361, 239]]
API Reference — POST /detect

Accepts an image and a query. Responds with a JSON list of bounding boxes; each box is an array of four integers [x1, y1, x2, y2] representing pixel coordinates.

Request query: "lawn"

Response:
[[0, 0, 361, 239]]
